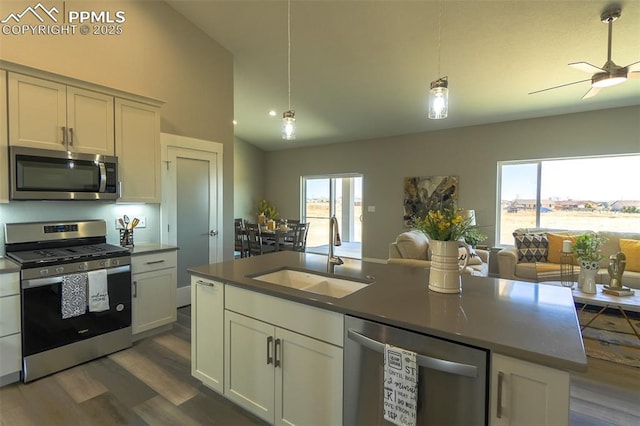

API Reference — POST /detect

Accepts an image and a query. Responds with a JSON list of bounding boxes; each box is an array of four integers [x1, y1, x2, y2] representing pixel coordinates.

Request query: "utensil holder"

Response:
[[120, 229, 134, 247]]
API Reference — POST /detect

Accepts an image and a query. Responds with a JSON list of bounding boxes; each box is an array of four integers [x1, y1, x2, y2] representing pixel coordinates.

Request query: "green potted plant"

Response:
[[256, 199, 278, 220], [573, 233, 604, 293]]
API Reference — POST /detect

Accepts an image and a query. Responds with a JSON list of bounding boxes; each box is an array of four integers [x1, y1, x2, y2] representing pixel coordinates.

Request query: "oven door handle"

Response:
[[346, 328, 478, 378], [22, 266, 131, 289]]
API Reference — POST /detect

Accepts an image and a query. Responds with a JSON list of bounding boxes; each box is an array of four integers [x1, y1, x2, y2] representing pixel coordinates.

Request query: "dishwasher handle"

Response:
[[347, 328, 478, 378]]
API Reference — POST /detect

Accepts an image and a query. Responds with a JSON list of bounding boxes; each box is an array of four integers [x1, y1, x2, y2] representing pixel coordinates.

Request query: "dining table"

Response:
[[260, 226, 296, 251]]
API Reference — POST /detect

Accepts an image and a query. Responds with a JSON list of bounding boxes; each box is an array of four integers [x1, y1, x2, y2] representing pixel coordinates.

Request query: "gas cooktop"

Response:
[[6, 243, 129, 266]]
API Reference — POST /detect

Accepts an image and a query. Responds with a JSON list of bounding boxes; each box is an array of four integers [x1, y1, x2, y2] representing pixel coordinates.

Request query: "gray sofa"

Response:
[[388, 231, 490, 277], [498, 228, 640, 289]]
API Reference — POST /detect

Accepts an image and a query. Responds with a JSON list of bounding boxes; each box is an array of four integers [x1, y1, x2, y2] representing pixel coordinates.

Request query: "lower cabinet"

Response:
[[224, 310, 343, 425], [131, 251, 177, 335], [490, 353, 570, 426], [191, 276, 224, 394], [0, 271, 21, 385]]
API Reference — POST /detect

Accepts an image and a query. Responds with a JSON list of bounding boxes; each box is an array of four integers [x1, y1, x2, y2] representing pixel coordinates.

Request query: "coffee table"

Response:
[[546, 282, 640, 340]]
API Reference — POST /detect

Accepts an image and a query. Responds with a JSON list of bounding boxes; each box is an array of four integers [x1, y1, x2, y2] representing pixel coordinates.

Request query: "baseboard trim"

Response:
[[177, 285, 190, 307]]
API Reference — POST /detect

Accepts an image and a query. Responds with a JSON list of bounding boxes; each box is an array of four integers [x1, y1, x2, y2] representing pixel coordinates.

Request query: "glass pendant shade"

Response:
[[428, 77, 448, 119], [282, 110, 296, 140]]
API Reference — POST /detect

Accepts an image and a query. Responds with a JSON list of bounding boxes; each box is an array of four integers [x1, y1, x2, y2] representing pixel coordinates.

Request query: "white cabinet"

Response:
[[115, 98, 161, 203], [490, 353, 570, 426], [131, 251, 177, 336], [0, 70, 8, 203], [0, 271, 21, 384], [191, 276, 224, 394], [8, 73, 114, 155], [224, 286, 343, 426]]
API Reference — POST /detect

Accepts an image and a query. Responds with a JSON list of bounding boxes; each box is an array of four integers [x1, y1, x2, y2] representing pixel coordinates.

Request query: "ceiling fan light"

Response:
[[282, 110, 296, 140], [428, 77, 448, 119], [592, 70, 627, 88]]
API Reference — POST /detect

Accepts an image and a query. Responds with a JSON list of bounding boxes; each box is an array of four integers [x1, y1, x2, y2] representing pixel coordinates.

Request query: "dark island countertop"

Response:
[[189, 251, 587, 372]]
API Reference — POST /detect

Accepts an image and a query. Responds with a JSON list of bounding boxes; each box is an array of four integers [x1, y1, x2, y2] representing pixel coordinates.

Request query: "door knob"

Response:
[[210, 230, 218, 237]]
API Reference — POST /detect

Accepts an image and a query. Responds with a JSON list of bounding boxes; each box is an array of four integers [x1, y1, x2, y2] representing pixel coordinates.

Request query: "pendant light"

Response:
[[282, 0, 296, 140], [428, 0, 448, 120]]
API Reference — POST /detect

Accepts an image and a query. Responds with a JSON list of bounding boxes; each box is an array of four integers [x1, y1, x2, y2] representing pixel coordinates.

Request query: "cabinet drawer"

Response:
[[0, 272, 19, 297], [0, 333, 22, 377], [132, 251, 177, 274], [0, 294, 20, 337], [226, 286, 344, 347]]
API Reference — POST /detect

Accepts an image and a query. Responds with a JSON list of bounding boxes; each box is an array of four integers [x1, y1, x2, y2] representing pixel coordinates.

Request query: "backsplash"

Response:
[[0, 202, 160, 256]]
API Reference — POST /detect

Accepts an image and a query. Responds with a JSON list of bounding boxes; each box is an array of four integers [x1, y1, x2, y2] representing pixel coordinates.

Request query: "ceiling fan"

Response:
[[529, 7, 640, 99]]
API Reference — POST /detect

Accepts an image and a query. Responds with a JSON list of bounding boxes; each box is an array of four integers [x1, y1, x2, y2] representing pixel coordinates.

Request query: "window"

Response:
[[302, 175, 362, 259], [498, 155, 640, 245]]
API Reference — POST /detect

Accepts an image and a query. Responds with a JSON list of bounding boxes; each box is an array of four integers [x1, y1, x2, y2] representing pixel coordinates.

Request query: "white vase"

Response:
[[428, 240, 470, 294], [578, 259, 599, 294]]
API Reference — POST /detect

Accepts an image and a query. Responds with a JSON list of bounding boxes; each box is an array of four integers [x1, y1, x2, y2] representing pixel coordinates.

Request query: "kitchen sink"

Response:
[[250, 268, 370, 298]]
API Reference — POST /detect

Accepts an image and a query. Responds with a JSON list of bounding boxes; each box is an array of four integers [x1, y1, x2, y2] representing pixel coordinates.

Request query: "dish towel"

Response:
[[88, 269, 110, 312], [61, 273, 88, 319], [383, 344, 418, 426]]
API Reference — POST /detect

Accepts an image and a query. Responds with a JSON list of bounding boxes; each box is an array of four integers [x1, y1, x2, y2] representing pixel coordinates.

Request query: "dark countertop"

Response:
[[130, 243, 179, 256], [190, 251, 587, 372]]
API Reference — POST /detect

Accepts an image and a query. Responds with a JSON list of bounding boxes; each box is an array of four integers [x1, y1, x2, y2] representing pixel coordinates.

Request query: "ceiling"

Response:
[[165, 1, 640, 151]]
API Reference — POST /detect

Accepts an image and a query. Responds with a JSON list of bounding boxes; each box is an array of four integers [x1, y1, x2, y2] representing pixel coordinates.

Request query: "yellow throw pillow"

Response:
[[620, 239, 640, 272], [547, 233, 578, 264]]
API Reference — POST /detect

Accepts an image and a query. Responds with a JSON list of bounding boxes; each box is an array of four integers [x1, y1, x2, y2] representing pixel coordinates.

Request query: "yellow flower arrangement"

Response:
[[412, 208, 476, 242]]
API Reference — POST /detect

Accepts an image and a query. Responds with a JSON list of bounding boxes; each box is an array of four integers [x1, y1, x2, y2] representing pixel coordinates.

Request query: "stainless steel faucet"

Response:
[[328, 216, 344, 273]]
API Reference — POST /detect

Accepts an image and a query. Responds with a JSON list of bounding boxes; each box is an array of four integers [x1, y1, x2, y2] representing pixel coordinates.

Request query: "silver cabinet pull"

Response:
[[497, 371, 505, 419], [145, 260, 165, 265], [274, 338, 281, 368], [347, 329, 478, 378], [267, 336, 274, 365], [61, 126, 66, 145], [196, 279, 215, 287], [68, 127, 74, 146], [133, 280, 137, 298]]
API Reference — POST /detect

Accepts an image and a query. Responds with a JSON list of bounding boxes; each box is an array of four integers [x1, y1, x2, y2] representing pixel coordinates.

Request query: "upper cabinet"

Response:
[[1, 70, 8, 204], [8, 73, 115, 155], [115, 98, 161, 203]]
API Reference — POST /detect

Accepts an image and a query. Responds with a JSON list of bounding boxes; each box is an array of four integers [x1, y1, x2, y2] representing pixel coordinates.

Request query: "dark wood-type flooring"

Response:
[[1, 306, 638, 425]]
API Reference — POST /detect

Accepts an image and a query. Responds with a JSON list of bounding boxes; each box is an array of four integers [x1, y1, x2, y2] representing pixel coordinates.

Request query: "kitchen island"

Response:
[[189, 251, 587, 425]]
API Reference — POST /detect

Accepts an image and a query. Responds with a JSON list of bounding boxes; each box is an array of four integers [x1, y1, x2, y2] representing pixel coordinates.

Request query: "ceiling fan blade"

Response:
[[625, 60, 640, 72], [582, 86, 602, 99], [528, 79, 591, 95], [569, 62, 605, 74]]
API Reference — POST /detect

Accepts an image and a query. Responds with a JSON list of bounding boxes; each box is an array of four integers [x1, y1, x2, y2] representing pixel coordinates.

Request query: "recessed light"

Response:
[[232, 120, 238, 125], [268, 110, 277, 117]]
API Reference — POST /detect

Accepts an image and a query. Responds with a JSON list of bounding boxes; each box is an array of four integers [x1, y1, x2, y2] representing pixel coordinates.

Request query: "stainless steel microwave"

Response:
[[10, 146, 119, 201]]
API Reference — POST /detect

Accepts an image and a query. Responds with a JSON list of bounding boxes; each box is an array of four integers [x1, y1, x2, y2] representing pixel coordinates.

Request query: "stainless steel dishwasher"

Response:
[[344, 315, 488, 425]]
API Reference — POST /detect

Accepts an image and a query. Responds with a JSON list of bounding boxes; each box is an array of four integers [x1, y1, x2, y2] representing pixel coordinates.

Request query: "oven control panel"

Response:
[[44, 224, 79, 234]]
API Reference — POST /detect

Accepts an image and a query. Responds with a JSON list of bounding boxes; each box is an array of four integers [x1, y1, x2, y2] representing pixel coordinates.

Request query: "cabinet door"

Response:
[[490, 353, 570, 426], [0, 333, 21, 378], [0, 295, 20, 337], [1, 70, 8, 203], [132, 267, 177, 334], [67, 87, 114, 155], [275, 328, 343, 426], [225, 310, 275, 423], [8, 73, 67, 151], [115, 98, 160, 203], [191, 276, 224, 394]]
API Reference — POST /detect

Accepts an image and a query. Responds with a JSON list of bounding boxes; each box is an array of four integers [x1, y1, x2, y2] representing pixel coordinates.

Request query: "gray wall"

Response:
[[234, 137, 266, 221], [0, 0, 235, 259], [263, 106, 640, 261]]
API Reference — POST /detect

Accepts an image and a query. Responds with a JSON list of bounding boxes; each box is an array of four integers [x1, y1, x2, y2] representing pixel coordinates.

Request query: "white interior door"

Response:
[[161, 133, 223, 307]]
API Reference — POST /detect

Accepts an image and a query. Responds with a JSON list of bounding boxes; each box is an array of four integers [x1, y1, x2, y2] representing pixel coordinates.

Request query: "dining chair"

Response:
[[246, 223, 276, 256], [234, 219, 248, 258], [281, 222, 309, 252]]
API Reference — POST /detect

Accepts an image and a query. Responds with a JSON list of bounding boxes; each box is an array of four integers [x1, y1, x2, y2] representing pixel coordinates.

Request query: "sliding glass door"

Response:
[[303, 175, 362, 259]]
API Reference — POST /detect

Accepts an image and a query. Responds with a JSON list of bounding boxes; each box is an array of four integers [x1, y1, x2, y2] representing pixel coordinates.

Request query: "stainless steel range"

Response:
[[4, 220, 132, 382]]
